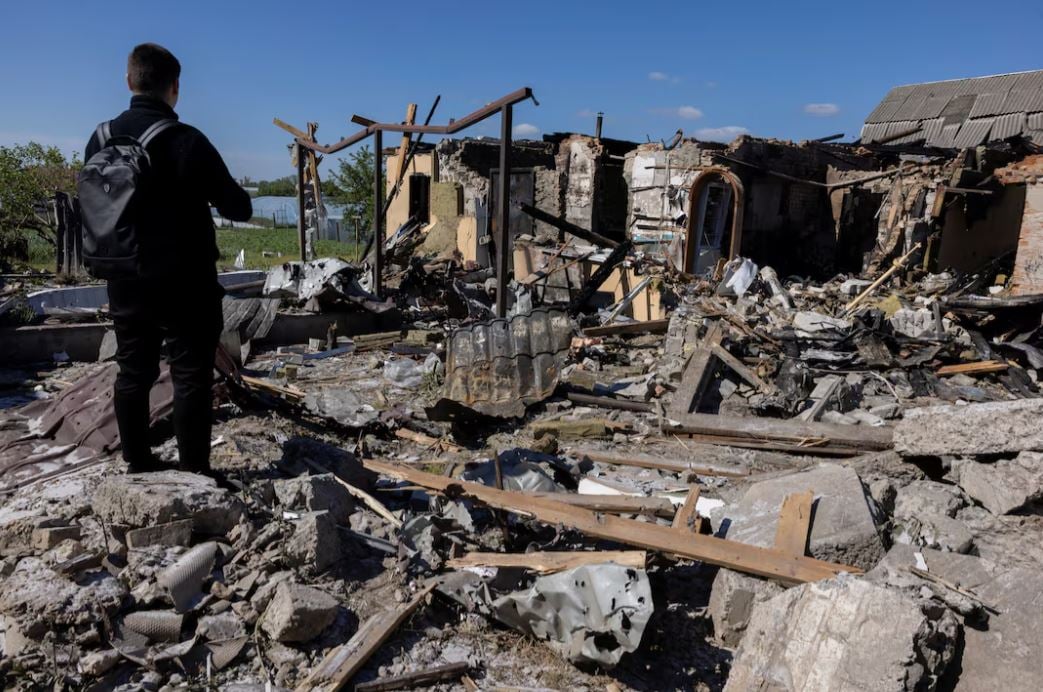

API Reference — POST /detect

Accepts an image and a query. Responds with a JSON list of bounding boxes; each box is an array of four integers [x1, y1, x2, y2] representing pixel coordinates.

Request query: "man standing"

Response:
[[84, 43, 251, 474]]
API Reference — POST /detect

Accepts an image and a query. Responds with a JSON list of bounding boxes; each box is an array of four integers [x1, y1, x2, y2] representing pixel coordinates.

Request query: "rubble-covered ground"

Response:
[[2, 256, 1043, 691]]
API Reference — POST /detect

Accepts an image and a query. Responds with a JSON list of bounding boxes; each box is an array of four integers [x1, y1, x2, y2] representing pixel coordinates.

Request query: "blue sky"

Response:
[[1, 0, 1040, 180]]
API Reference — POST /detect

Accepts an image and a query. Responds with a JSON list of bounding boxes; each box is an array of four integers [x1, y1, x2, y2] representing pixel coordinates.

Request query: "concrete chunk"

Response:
[[724, 576, 957, 692], [91, 471, 244, 535], [125, 519, 194, 549], [895, 399, 1043, 456], [259, 582, 338, 643], [892, 480, 974, 553], [273, 474, 354, 523], [284, 511, 341, 573], [954, 452, 1043, 514], [707, 568, 783, 647], [869, 545, 1043, 691], [709, 464, 884, 570]]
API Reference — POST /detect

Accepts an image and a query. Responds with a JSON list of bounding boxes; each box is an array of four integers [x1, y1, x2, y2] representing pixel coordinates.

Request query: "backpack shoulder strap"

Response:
[[94, 121, 112, 149], [138, 119, 178, 148]]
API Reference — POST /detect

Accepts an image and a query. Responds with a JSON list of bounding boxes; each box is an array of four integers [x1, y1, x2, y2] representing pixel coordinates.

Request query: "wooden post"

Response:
[[295, 143, 307, 262], [496, 104, 513, 317], [373, 129, 383, 298]]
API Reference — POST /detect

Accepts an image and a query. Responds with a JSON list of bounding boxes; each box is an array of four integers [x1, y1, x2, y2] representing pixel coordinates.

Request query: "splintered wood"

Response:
[[364, 459, 861, 584], [296, 582, 436, 692]]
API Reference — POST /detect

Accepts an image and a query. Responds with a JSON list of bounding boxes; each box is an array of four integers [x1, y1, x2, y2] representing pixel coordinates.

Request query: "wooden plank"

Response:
[[668, 411, 893, 452], [668, 321, 724, 418], [364, 459, 861, 584], [709, 343, 777, 394], [530, 492, 675, 517], [671, 485, 701, 531], [394, 427, 462, 452], [273, 117, 310, 140], [296, 582, 435, 692], [582, 318, 670, 338], [574, 449, 749, 477], [300, 458, 402, 528], [355, 662, 469, 692], [936, 360, 1008, 376], [447, 550, 646, 574], [773, 490, 814, 556]]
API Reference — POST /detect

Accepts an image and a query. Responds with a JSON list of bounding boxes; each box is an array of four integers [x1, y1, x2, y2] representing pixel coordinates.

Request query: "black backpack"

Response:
[[77, 119, 177, 279]]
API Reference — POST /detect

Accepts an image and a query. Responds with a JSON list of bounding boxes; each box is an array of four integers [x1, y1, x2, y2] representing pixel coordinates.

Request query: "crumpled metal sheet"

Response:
[[0, 362, 174, 490], [435, 308, 575, 418], [263, 258, 391, 313], [222, 296, 279, 344], [441, 564, 652, 667]]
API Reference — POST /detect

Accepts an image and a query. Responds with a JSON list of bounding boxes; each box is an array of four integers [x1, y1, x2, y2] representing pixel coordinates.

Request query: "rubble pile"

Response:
[[3, 72, 1043, 690], [2, 240, 1042, 691]]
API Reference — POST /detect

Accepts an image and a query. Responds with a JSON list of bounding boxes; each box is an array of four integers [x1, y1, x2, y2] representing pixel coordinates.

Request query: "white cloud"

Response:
[[0, 131, 87, 154], [804, 103, 840, 117], [512, 123, 539, 138], [648, 71, 669, 81], [677, 105, 704, 120], [695, 126, 749, 142], [651, 106, 703, 120], [705, 80, 718, 89], [576, 109, 597, 118]]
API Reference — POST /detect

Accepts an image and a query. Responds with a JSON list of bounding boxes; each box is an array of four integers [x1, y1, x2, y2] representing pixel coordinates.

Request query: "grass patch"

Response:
[[214, 226, 362, 270]]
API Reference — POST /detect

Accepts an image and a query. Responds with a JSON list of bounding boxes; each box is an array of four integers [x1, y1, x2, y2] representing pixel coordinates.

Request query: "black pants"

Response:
[[108, 279, 223, 473]]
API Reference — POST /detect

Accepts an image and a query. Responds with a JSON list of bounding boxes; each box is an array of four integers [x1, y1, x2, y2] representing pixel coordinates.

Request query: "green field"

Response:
[[15, 226, 363, 273], [215, 226, 362, 270]]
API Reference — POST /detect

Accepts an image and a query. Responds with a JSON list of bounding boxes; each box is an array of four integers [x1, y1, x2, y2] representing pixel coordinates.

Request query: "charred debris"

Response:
[[1, 72, 1043, 690]]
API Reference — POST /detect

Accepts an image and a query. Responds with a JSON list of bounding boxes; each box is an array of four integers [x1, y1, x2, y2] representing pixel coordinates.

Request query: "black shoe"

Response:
[[126, 455, 165, 474]]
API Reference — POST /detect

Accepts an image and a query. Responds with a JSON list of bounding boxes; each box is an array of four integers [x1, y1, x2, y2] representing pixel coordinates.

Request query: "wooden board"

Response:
[[364, 459, 861, 584], [447, 550, 646, 574], [582, 318, 671, 337], [773, 490, 814, 556], [709, 343, 777, 394], [671, 485, 701, 531], [936, 360, 1008, 376], [668, 321, 725, 418], [668, 411, 893, 452], [296, 582, 435, 692], [574, 448, 749, 477]]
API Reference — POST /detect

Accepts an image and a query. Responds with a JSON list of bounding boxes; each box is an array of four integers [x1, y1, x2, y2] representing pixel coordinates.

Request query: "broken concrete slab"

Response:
[[273, 473, 355, 523], [895, 398, 1043, 456], [868, 544, 1043, 692], [953, 451, 1043, 515], [259, 581, 339, 643], [91, 471, 245, 535], [710, 464, 885, 570], [284, 511, 341, 573], [125, 519, 194, 549], [892, 480, 974, 554], [724, 576, 958, 692], [707, 568, 784, 647], [0, 558, 126, 639]]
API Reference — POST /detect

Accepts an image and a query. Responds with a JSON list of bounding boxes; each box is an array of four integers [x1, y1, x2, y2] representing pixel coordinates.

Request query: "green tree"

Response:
[[0, 142, 79, 247], [256, 176, 296, 196], [328, 145, 382, 231]]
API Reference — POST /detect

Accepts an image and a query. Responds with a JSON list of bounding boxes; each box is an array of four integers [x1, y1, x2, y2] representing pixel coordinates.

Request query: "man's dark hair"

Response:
[[127, 43, 181, 97]]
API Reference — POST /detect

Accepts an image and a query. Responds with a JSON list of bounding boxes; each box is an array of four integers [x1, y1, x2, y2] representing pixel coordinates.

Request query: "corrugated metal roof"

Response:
[[438, 308, 575, 418], [992, 112, 1027, 140], [968, 92, 1008, 118], [863, 70, 1043, 147], [953, 117, 995, 148], [1028, 112, 1043, 130], [931, 123, 962, 148]]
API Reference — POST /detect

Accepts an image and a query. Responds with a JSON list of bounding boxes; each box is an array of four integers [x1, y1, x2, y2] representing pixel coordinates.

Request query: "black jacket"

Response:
[[85, 95, 252, 288]]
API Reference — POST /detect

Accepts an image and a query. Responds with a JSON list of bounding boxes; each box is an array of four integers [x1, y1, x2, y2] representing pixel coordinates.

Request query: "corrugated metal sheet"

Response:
[[439, 308, 575, 418], [953, 117, 995, 148], [992, 112, 1027, 140], [863, 70, 1043, 147], [1028, 112, 1043, 130], [931, 123, 962, 148], [968, 92, 1007, 118]]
